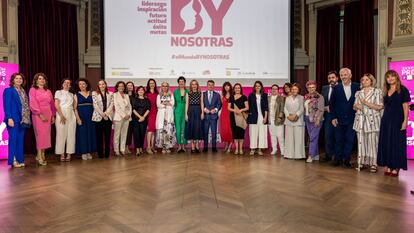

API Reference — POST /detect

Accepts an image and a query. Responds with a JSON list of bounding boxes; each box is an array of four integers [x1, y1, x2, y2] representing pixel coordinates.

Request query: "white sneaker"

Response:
[[306, 157, 313, 163], [271, 150, 277, 155], [82, 154, 88, 160], [87, 153, 93, 160]]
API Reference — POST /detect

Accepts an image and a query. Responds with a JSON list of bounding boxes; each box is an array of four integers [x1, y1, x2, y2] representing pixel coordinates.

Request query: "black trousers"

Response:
[[96, 119, 112, 158], [126, 122, 134, 146], [133, 120, 148, 148]]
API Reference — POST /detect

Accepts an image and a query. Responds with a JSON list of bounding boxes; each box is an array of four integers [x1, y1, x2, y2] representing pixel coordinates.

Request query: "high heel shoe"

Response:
[[12, 160, 22, 168], [146, 148, 154, 155], [40, 152, 47, 165], [37, 159, 47, 166], [65, 154, 71, 162], [390, 169, 400, 177]]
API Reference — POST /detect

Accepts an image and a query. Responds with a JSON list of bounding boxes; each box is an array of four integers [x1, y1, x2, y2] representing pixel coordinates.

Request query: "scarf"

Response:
[[16, 87, 31, 128], [304, 91, 322, 122]]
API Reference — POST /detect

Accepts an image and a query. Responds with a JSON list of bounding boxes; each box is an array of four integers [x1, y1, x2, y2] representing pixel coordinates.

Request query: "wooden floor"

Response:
[[1, 151, 414, 233]]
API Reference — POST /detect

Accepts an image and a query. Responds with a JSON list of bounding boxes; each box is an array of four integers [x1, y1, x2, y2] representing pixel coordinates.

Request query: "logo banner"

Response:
[[389, 60, 414, 159], [0, 63, 19, 160]]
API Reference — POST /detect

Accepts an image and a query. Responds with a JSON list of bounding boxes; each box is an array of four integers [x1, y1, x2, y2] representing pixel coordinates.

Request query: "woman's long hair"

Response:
[[383, 70, 402, 96], [146, 78, 159, 94], [189, 80, 200, 94], [96, 79, 108, 96], [222, 81, 232, 98]]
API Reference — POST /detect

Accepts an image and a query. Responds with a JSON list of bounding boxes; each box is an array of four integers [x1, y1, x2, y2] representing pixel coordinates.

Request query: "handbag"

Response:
[[234, 105, 247, 129]]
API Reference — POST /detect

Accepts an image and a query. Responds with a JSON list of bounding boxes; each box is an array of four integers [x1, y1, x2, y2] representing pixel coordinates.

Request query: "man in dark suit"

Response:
[[321, 71, 339, 162], [203, 80, 222, 153], [329, 68, 359, 167]]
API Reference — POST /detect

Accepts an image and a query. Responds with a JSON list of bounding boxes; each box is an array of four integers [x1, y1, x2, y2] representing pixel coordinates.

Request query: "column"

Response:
[[308, 3, 317, 80], [7, 0, 18, 63]]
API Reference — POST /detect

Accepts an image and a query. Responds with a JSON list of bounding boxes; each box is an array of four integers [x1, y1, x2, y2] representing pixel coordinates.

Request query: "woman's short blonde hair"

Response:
[[361, 73, 376, 87]]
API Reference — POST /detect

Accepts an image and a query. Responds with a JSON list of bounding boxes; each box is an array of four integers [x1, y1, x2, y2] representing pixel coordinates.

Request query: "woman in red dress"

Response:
[[220, 82, 233, 153], [146, 79, 158, 154]]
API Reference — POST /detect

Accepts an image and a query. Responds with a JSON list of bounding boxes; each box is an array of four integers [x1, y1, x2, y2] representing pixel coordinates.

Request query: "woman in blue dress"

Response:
[[378, 70, 410, 177], [74, 78, 97, 160]]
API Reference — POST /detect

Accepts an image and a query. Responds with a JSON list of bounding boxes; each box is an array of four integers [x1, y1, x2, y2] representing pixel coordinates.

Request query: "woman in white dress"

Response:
[[353, 73, 383, 172], [54, 79, 76, 162], [113, 81, 132, 156], [156, 81, 176, 153], [284, 83, 305, 159]]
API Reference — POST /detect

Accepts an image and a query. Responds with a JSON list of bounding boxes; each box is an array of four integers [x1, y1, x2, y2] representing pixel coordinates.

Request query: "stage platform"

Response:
[[0, 152, 413, 233]]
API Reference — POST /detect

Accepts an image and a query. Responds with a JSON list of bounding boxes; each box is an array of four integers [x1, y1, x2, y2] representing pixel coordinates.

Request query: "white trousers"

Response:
[[249, 123, 268, 149], [55, 108, 76, 154], [113, 120, 130, 153], [284, 125, 305, 159], [269, 124, 285, 155]]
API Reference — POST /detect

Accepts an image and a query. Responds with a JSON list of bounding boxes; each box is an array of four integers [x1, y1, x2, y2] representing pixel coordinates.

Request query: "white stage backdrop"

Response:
[[104, 0, 290, 86]]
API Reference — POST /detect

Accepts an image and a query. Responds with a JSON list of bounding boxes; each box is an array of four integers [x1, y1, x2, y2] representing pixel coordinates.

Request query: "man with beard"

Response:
[[321, 71, 339, 162]]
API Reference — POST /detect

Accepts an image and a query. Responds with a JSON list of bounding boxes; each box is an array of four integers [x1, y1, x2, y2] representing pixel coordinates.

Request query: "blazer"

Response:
[[113, 92, 132, 121], [329, 82, 359, 125], [247, 93, 269, 124], [352, 88, 383, 133], [92, 91, 114, 122], [3, 87, 23, 124], [268, 95, 285, 125], [321, 85, 334, 107], [284, 95, 305, 126], [203, 90, 222, 120]]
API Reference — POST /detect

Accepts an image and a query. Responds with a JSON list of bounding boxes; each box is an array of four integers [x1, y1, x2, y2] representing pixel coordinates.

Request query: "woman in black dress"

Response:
[[228, 83, 249, 155], [185, 80, 204, 153], [378, 70, 410, 177], [131, 86, 150, 156], [125, 81, 136, 154]]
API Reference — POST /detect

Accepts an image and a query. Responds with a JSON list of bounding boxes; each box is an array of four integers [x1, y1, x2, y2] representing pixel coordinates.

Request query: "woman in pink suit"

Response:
[[29, 73, 56, 166]]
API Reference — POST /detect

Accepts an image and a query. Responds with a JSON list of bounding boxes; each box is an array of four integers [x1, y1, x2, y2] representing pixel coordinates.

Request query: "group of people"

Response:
[[320, 68, 409, 177], [2, 68, 410, 179]]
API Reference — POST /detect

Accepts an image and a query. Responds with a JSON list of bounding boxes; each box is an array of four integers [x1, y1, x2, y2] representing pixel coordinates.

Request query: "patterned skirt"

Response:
[[156, 119, 176, 149]]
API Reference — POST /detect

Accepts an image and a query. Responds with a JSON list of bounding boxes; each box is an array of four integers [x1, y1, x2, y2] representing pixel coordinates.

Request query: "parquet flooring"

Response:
[[0, 152, 414, 233]]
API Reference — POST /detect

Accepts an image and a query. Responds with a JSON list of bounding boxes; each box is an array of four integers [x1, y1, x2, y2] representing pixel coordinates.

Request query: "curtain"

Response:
[[18, 0, 79, 153], [343, 0, 375, 82], [316, 5, 340, 89]]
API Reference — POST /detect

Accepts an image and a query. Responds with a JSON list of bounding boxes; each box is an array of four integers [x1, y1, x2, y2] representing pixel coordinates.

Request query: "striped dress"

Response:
[[353, 88, 383, 169]]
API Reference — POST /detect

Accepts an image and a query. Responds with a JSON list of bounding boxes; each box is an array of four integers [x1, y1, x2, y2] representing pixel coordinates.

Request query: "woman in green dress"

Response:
[[174, 76, 188, 153]]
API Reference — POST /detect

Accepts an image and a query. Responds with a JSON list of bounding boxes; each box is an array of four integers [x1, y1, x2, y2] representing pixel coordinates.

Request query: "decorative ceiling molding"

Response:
[[395, 0, 412, 36]]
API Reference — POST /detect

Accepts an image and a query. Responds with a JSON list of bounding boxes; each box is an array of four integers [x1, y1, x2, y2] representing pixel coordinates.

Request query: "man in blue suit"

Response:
[[203, 80, 222, 153], [329, 68, 359, 167], [321, 71, 339, 162]]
